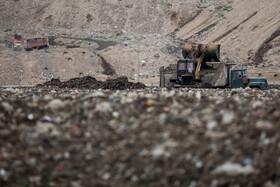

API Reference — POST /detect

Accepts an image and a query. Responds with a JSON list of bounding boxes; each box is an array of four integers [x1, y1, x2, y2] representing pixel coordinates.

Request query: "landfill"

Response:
[[1, 85, 280, 187], [36, 76, 146, 90]]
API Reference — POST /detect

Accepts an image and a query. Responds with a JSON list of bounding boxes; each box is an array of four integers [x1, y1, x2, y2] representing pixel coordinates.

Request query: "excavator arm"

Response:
[[182, 44, 219, 83], [195, 58, 202, 80], [159, 43, 221, 87]]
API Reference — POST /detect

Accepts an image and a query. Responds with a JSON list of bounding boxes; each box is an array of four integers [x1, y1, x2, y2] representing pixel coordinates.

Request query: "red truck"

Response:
[[23, 37, 49, 51], [4, 34, 23, 51]]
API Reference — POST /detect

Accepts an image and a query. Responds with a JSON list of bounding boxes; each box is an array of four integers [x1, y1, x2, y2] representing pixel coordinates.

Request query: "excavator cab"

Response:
[[176, 59, 195, 85], [160, 43, 222, 88], [179, 44, 220, 86], [160, 44, 268, 89]]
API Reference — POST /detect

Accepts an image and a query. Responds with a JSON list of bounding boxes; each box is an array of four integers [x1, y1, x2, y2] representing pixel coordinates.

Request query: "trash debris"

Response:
[[72, 125, 79, 131], [0, 87, 280, 186], [212, 162, 255, 176], [243, 157, 253, 166], [37, 76, 146, 90], [46, 99, 65, 110], [27, 114, 34, 120]]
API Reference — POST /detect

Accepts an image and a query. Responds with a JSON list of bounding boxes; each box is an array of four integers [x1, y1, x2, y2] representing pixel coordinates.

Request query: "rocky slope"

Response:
[[0, 0, 279, 85]]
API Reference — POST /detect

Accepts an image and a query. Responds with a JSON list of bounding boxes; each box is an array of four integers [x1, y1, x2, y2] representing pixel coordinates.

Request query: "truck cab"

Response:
[[13, 42, 22, 50], [176, 59, 195, 85], [231, 68, 268, 89], [4, 34, 23, 51]]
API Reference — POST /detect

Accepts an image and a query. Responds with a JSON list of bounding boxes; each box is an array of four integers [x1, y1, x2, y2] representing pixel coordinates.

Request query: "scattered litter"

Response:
[[72, 125, 79, 131], [243, 157, 253, 166], [213, 162, 255, 176], [0, 87, 280, 186]]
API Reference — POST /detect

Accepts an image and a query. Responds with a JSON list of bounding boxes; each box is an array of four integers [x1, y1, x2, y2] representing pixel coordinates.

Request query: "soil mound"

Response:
[[37, 76, 146, 90]]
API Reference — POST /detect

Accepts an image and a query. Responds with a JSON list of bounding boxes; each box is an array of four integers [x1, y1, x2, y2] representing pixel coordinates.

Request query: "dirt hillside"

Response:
[[0, 0, 279, 85]]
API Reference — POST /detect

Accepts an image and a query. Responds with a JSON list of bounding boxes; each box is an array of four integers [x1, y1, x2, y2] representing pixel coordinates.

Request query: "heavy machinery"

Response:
[[4, 34, 23, 51], [4, 34, 49, 51], [23, 37, 49, 51], [160, 44, 268, 89]]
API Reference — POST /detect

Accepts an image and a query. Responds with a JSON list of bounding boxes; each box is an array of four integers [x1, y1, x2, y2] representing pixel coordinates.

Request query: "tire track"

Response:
[[253, 26, 280, 64], [184, 21, 218, 41], [96, 54, 116, 76], [212, 11, 258, 43], [167, 10, 202, 37], [67, 37, 117, 75]]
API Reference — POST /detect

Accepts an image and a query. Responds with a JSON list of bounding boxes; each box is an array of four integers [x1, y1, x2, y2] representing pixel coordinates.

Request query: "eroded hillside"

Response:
[[0, 0, 279, 85]]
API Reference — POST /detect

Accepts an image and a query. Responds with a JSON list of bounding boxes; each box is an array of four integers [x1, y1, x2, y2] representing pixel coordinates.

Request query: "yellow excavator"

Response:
[[160, 43, 268, 89], [160, 43, 221, 88], [182, 44, 220, 81]]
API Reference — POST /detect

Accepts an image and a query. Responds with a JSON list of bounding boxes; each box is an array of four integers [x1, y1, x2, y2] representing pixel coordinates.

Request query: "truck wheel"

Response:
[[201, 83, 212, 88], [200, 83, 206, 88]]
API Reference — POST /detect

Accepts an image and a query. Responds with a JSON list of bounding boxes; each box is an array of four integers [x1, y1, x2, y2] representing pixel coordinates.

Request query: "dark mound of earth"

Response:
[[36, 76, 146, 90]]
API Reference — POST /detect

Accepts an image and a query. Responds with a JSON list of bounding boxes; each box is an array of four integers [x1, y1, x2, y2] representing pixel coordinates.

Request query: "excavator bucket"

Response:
[[182, 44, 220, 62], [159, 43, 222, 88]]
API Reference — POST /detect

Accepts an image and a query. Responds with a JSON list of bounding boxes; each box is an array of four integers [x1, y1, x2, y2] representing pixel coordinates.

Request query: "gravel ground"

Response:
[[1, 87, 280, 187]]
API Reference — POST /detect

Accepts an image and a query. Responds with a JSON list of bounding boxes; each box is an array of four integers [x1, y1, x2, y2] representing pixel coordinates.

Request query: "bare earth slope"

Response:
[[0, 0, 279, 85], [175, 0, 280, 66]]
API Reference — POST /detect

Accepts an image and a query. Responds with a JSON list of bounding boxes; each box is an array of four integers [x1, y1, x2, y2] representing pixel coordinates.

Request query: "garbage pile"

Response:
[[0, 87, 280, 186], [37, 76, 146, 90]]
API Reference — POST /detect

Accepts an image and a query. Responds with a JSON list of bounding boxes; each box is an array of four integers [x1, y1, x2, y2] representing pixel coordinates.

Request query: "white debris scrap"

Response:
[[46, 99, 65, 110], [151, 140, 177, 157], [212, 162, 254, 176]]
